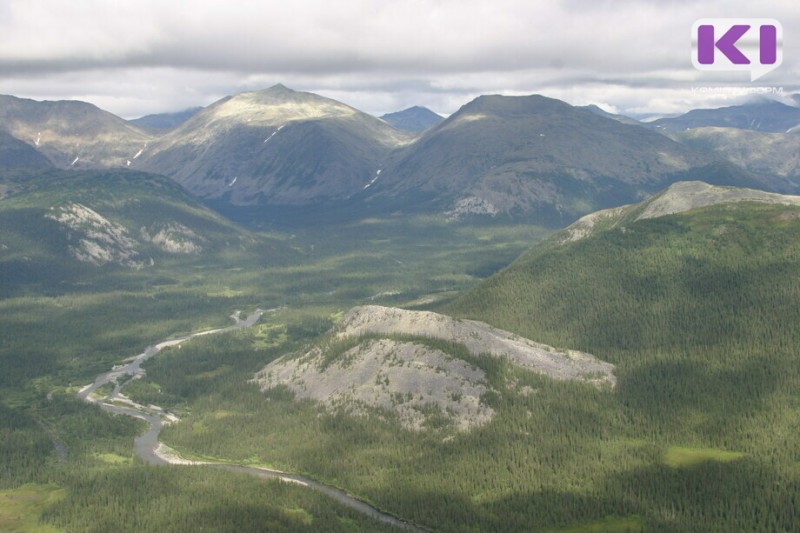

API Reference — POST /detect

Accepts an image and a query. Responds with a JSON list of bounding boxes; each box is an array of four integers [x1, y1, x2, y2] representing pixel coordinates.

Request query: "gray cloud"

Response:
[[0, 0, 796, 118]]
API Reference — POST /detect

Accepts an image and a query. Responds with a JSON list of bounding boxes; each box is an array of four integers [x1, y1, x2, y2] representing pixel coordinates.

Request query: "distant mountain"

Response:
[[129, 107, 203, 131], [0, 95, 155, 168], [676, 127, 800, 190], [136, 84, 413, 206], [380, 106, 444, 132], [580, 104, 640, 126], [362, 94, 759, 225], [0, 131, 53, 169], [649, 100, 800, 133], [0, 168, 273, 293]]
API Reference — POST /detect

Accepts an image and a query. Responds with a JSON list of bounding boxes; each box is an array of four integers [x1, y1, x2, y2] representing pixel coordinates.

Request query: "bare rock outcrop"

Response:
[[336, 306, 615, 385], [253, 306, 615, 431]]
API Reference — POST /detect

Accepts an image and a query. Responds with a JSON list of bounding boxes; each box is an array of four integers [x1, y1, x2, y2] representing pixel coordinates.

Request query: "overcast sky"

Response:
[[0, 0, 797, 119]]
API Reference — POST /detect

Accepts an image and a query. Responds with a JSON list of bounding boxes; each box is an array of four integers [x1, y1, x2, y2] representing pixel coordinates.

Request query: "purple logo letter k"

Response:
[[697, 24, 750, 64]]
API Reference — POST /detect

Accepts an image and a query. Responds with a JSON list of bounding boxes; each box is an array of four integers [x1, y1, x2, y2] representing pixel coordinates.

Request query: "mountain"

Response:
[[675, 127, 800, 189], [0, 131, 53, 169], [129, 107, 203, 131], [0, 94, 155, 168], [361, 94, 759, 225], [0, 168, 268, 293], [135, 84, 414, 206], [380, 106, 444, 132], [649, 99, 800, 133]]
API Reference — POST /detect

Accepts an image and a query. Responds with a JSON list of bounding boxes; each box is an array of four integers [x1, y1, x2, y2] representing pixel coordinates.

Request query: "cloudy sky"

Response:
[[0, 0, 797, 119]]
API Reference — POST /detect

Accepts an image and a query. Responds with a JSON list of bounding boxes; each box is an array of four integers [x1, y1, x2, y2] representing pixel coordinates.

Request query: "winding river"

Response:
[[77, 309, 427, 532]]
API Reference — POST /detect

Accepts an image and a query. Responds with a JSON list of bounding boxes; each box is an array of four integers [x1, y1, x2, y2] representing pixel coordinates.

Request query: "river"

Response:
[[76, 309, 427, 532]]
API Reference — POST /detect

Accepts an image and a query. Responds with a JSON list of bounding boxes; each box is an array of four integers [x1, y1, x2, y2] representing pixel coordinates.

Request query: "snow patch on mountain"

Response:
[[363, 169, 381, 190], [263, 124, 285, 144]]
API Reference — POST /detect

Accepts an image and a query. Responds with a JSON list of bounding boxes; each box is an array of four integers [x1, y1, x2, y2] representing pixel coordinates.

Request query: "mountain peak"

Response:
[[460, 93, 570, 115], [203, 85, 358, 126], [380, 106, 443, 132]]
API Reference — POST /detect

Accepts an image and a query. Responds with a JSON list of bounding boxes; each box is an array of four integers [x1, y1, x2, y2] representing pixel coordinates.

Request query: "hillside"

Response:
[[447, 180, 800, 348], [675, 127, 800, 190], [434, 181, 800, 529], [0, 168, 271, 293], [136, 84, 413, 206], [363, 94, 759, 224]]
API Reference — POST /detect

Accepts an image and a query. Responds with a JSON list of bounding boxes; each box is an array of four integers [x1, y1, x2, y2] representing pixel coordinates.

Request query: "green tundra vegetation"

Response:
[[4, 166, 800, 532]]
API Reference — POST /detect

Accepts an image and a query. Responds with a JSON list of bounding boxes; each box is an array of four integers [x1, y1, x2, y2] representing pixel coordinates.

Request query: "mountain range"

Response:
[[1, 86, 798, 226], [649, 99, 800, 133]]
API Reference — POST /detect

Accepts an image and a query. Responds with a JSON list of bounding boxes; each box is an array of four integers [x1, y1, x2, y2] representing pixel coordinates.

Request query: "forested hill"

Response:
[[439, 182, 800, 530], [446, 180, 800, 356]]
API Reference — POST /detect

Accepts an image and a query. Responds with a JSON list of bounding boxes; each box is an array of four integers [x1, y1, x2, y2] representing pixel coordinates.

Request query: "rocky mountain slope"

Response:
[[135, 85, 414, 205], [253, 305, 614, 430]]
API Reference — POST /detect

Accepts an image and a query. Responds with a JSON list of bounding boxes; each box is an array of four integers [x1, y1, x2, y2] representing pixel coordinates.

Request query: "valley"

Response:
[[75, 307, 426, 531], [2, 88, 800, 532]]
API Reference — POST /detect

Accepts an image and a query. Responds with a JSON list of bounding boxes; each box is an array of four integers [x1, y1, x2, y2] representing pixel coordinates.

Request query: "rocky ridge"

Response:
[[253, 306, 615, 431], [562, 181, 800, 243], [45, 202, 207, 268]]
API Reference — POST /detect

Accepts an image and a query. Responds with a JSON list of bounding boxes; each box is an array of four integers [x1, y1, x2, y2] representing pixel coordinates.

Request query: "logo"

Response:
[[692, 18, 783, 81]]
